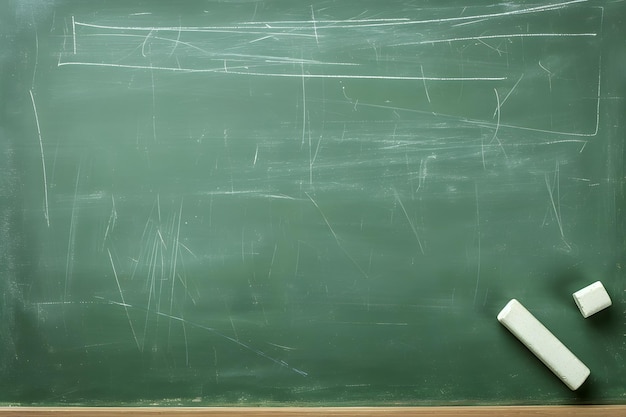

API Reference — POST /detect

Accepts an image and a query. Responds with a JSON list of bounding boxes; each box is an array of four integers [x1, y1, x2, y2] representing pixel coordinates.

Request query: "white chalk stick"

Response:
[[573, 281, 612, 318], [497, 299, 590, 390]]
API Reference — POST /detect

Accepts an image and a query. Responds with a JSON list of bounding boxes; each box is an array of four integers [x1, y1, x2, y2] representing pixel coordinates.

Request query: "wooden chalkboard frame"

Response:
[[1, 407, 626, 416]]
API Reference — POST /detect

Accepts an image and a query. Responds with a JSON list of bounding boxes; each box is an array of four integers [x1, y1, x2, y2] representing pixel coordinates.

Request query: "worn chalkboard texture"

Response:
[[1, 0, 624, 406]]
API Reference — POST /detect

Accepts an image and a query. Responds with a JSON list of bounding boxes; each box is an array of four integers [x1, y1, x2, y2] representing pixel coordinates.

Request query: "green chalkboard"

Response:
[[1, 0, 625, 406]]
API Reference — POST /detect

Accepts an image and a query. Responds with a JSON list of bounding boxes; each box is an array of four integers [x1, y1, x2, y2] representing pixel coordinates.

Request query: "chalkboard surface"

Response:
[[1, 0, 625, 406]]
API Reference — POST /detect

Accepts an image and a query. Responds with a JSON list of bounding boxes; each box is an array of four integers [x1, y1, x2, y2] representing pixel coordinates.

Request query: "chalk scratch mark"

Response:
[[253, 144, 259, 166], [249, 35, 273, 44], [102, 194, 118, 250], [404, 33, 602, 139], [107, 249, 141, 351], [476, 38, 504, 55], [592, 55, 602, 136], [168, 19, 182, 58], [538, 61, 553, 92], [141, 239, 158, 351], [481, 135, 486, 170], [473, 184, 481, 306], [310, 5, 319, 45], [57, 61, 506, 81], [130, 302, 309, 376], [71, 16, 76, 54], [544, 161, 571, 251], [491, 88, 508, 158], [81, 33, 348, 65], [412, 32, 596, 46], [268, 243, 278, 280], [493, 73, 524, 118], [305, 193, 340, 244], [267, 341, 297, 351], [141, 29, 154, 57], [182, 313, 189, 367], [415, 155, 436, 193], [305, 192, 369, 279], [65, 167, 78, 302], [301, 63, 307, 149], [29, 90, 50, 227], [78, 1, 584, 31], [150, 67, 157, 142], [74, 21, 318, 37], [167, 199, 184, 348], [32, 31, 39, 88], [394, 190, 425, 255], [420, 65, 431, 103]]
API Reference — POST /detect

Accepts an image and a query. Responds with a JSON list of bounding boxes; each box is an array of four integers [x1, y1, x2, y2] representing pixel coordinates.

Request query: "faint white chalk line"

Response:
[[107, 248, 141, 351], [493, 73, 524, 118], [408, 32, 596, 46], [73, 21, 317, 37], [301, 62, 307, 149], [71, 15, 76, 54], [64, 163, 81, 302], [73, 2, 588, 32], [490, 88, 508, 159], [240, 0, 589, 30], [57, 61, 507, 81], [28, 90, 50, 227], [31, 31, 39, 88], [544, 162, 571, 252], [420, 65, 431, 103], [140, 29, 154, 57], [310, 5, 319, 45], [305, 192, 369, 279], [472, 55, 601, 137], [538, 61, 554, 92], [394, 189, 425, 255], [99, 296, 309, 376], [473, 183, 481, 307], [168, 19, 182, 57], [238, 18, 411, 25]]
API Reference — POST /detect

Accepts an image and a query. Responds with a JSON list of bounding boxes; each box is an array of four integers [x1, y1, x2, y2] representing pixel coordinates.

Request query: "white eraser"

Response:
[[497, 299, 590, 390], [573, 281, 612, 318]]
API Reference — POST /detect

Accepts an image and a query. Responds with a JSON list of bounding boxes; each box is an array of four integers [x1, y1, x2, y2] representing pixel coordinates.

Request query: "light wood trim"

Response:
[[0, 406, 625, 416]]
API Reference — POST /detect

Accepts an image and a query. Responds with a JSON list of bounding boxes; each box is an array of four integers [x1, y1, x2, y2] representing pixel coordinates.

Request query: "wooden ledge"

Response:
[[0, 406, 625, 416]]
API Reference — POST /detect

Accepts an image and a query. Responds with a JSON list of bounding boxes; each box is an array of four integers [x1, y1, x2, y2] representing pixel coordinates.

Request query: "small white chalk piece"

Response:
[[497, 299, 590, 390], [573, 281, 612, 318]]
